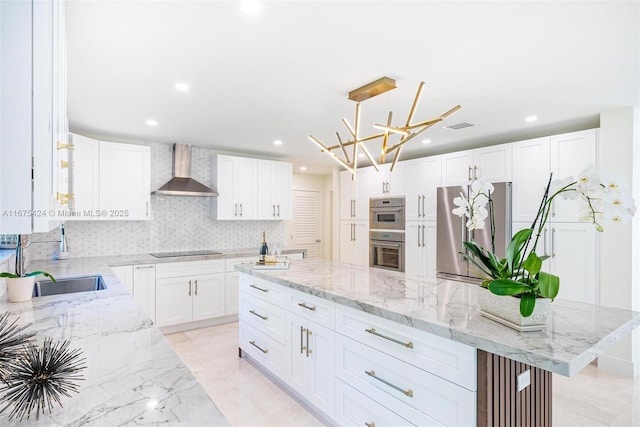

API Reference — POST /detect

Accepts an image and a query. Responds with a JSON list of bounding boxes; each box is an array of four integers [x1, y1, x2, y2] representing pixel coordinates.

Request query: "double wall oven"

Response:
[[369, 197, 405, 272]]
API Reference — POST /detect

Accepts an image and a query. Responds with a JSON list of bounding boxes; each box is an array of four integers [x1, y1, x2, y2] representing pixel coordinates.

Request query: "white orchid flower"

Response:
[[576, 164, 601, 193], [600, 171, 630, 193], [452, 194, 469, 217], [471, 179, 494, 197]]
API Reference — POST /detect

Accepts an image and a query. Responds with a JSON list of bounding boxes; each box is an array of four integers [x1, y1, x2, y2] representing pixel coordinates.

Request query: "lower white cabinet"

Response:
[[225, 256, 256, 315], [155, 260, 226, 327], [339, 220, 368, 266], [405, 221, 437, 281], [286, 312, 335, 418], [110, 264, 155, 322]]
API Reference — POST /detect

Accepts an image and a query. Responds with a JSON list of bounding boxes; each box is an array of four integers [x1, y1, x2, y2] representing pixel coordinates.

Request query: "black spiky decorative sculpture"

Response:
[[0, 312, 36, 384], [0, 337, 86, 421]]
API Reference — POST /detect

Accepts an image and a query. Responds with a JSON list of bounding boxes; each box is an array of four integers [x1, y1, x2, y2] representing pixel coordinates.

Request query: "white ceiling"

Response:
[[66, 1, 640, 175]]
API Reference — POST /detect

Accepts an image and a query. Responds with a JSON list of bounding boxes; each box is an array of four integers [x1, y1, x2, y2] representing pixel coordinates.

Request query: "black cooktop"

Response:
[[150, 250, 223, 258]]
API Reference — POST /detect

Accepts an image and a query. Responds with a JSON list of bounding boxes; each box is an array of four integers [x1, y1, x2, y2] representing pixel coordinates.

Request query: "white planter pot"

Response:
[[477, 287, 550, 331], [6, 276, 35, 303]]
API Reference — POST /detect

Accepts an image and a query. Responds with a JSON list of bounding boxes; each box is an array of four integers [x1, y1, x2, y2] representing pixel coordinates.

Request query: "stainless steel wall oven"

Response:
[[369, 231, 405, 272], [369, 197, 405, 230]]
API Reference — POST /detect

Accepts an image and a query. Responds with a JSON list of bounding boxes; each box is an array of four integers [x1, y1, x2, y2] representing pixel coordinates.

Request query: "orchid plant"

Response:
[[452, 165, 636, 317]]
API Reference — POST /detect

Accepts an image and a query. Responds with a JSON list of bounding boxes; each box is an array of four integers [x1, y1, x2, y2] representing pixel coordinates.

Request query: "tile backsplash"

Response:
[[29, 142, 287, 260]]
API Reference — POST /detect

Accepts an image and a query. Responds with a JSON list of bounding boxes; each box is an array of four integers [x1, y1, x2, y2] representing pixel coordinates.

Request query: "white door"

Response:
[[192, 273, 226, 321], [291, 190, 322, 259], [307, 320, 335, 417], [512, 137, 551, 222], [405, 221, 424, 278], [155, 277, 192, 327]]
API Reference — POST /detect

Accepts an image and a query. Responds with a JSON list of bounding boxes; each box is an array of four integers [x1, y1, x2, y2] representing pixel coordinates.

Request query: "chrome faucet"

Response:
[[15, 234, 61, 277]]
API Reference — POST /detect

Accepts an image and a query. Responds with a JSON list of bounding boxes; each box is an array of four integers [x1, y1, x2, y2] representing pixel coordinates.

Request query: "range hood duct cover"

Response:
[[152, 144, 218, 196]]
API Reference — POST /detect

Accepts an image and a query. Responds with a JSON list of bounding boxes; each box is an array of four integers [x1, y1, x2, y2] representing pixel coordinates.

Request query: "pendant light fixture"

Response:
[[308, 77, 461, 175]]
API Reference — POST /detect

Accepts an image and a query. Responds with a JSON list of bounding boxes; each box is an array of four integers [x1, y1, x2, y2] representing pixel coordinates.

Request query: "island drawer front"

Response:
[[240, 323, 286, 378], [239, 274, 286, 307], [336, 334, 476, 427], [335, 379, 420, 427], [336, 305, 476, 391], [239, 292, 287, 345], [156, 260, 225, 278], [286, 287, 335, 328]]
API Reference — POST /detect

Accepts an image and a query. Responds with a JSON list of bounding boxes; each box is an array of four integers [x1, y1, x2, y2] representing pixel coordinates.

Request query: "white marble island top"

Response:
[[0, 257, 229, 426], [236, 258, 640, 377]]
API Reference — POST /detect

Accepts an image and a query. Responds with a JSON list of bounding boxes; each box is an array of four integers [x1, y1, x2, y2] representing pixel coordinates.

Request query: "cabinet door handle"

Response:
[[194, 279, 198, 296], [364, 370, 413, 398], [249, 309, 268, 320], [306, 328, 312, 357], [468, 165, 472, 181], [273, 204, 276, 217], [298, 302, 316, 311], [249, 283, 269, 293], [417, 225, 421, 247], [188, 280, 192, 296], [474, 165, 478, 180], [249, 340, 268, 354], [422, 195, 426, 218], [543, 228, 549, 257], [421, 224, 426, 247], [239, 203, 243, 216], [146, 201, 149, 216], [135, 265, 154, 269], [551, 227, 556, 258], [277, 204, 280, 217], [365, 328, 413, 348], [352, 199, 356, 217], [417, 195, 421, 217], [234, 203, 238, 216], [300, 326, 306, 354]]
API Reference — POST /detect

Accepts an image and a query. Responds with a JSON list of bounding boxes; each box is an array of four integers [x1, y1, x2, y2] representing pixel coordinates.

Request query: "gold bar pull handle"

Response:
[[249, 283, 269, 293], [300, 326, 306, 354], [365, 328, 413, 348], [365, 423, 376, 427], [60, 160, 69, 169], [364, 370, 413, 398], [249, 309, 268, 321], [57, 141, 74, 150], [249, 340, 268, 354], [298, 302, 316, 311]]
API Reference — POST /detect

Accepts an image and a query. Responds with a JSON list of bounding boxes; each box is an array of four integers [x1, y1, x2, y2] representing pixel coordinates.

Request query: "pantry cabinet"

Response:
[[340, 169, 371, 220], [405, 156, 441, 222], [441, 144, 512, 186], [339, 220, 369, 267], [155, 260, 226, 327], [405, 221, 437, 281], [0, 0, 67, 233], [70, 134, 151, 220], [256, 160, 292, 220]]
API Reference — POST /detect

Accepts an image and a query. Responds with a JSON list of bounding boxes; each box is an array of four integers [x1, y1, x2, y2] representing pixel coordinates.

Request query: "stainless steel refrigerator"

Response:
[[436, 182, 512, 283]]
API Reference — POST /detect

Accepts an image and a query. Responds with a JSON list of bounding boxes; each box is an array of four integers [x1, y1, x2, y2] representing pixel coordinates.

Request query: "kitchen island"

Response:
[[0, 256, 230, 426], [236, 258, 640, 426]]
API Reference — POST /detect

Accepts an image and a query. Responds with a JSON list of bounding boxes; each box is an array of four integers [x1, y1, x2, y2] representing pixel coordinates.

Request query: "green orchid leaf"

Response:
[[488, 279, 531, 296], [538, 271, 559, 300], [462, 241, 500, 276], [520, 292, 537, 317], [0, 272, 19, 279], [460, 253, 493, 277], [25, 271, 56, 282], [506, 229, 533, 273], [538, 255, 550, 262], [522, 251, 543, 276]]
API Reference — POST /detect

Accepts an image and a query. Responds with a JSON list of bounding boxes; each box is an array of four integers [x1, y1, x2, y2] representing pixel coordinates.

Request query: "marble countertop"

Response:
[[236, 258, 640, 377], [0, 257, 230, 426]]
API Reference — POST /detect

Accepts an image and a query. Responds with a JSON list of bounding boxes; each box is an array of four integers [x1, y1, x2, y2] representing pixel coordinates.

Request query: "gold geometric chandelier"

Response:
[[308, 77, 461, 175]]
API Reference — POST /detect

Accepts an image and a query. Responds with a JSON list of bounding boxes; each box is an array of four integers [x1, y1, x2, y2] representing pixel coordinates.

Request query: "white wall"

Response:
[[598, 107, 640, 377]]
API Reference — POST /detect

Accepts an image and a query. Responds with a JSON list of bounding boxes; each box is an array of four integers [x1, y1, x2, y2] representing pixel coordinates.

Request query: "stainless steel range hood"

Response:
[[152, 144, 218, 197]]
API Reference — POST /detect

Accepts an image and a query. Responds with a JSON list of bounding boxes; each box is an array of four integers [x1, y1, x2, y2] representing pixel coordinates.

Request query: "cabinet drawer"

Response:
[[226, 257, 256, 272], [156, 259, 225, 278], [239, 292, 287, 344], [336, 334, 475, 427], [336, 305, 476, 390], [240, 323, 286, 379], [335, 379, 417, 427], [287, 287, 335, 328], [239, 274, 286, 307]]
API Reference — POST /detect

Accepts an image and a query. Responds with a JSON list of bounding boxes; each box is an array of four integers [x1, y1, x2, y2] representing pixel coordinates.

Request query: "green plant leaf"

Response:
[[488, 279, 531, 296], [506, 229, 533, 274], [24, 271, 56, 282], [522, 251, 543, 276], [0, 272, 19, 279], [462, 241, 500, 277], [520, 292, 536, 317], [538, 271, 559, 300]]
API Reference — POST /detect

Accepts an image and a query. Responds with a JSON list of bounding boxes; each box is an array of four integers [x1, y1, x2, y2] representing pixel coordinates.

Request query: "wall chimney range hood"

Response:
[[152, 144, 218, 197]]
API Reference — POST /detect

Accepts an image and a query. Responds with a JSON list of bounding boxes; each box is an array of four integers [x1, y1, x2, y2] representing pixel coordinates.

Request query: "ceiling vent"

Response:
[[443, 121, 474, 131]]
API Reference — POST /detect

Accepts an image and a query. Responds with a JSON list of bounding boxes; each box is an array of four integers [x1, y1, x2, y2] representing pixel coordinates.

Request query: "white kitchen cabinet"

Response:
[[0, 0, 67, 233], [339, 169, 370, 220], [110, 265, 133, 294], [155, 260, 226, 327], [512, 137, 551, 222], [287, 312, 335, 418], [212, 154, 258, 220], [366, 163, 406, 198], [513, 221, 598, 305], [441, 144, 512, 186], [110, 264, 156, 322], [339, 220, 369, 267], [405, 221, 437, 281], [405, 156, 441, 222], [257, 159, 292, 220], [225, 256, 256, 315], [70, 134, 151, 220]]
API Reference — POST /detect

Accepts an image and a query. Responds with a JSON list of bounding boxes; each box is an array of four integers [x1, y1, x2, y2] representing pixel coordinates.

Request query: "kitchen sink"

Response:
[[33, 275, 107, 297]]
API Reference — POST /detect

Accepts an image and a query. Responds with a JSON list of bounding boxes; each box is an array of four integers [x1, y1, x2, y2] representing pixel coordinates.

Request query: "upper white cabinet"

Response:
[[71, 134, 151, 220], [366, 163, 406, 198], [212, 154, 257, 220], [0, 0, 67, 233], [257, 159, 292, 220], [405, 156, 441, 222], [441, 144, 512, 186]]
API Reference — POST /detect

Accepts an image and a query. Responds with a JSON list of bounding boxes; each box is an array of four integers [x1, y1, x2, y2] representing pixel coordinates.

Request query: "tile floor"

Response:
[[165, 322, 640, 427]]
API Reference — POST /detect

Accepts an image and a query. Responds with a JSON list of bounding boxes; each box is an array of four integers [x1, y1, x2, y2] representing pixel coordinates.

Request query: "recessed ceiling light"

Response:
[[175, 82, 190, 92], [525, 115, 538, 122], [273, 139, 283, 146], [422, 139, 431, 144], [240, 1, 261, 15], [146, 119, 158, 127], [299, 166, 307, 171]]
